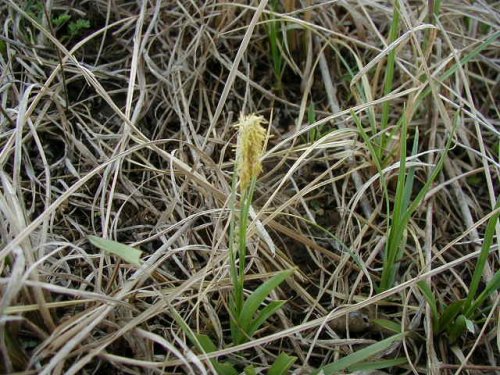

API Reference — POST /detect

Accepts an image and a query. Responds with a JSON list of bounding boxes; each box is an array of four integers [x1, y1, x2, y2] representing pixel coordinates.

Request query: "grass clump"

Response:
[[419, 200, 499, 343]]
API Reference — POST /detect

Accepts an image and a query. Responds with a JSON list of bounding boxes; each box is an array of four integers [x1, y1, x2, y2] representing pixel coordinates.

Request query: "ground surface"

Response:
[[0, 1, 499, 374]]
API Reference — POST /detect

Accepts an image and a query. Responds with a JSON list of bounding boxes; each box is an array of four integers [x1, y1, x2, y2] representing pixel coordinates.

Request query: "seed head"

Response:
[[235, 114, 267, 193]]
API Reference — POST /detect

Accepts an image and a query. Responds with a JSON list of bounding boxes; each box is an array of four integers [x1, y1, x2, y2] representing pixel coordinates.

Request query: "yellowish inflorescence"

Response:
[[235, 114, 267, 193]]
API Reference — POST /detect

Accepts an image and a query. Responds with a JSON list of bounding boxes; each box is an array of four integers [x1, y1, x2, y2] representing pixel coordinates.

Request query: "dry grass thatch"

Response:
[[0, 0, 498, 374]]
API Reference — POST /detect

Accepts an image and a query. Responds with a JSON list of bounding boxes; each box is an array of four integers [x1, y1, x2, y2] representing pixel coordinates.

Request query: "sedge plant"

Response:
[[227, 114, 293, 346], [185, 115, 297, 375], [183, 115, 295, 374]]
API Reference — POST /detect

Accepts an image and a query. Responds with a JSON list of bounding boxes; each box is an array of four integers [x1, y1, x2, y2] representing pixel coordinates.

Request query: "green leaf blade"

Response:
[[314, 333, 406, 375], [438, 300, 465, 335], [464, 201, 500, 313], [239, 269, 293, 330], [372, 319, 402, 334], [88, 235, 142, 266], [268, 352, 297, 375], [194, 334, 238, 375], [417, 281, 439, 331], [468, 271, 500, 316], [447, 314, 467, 343], [348, 357, 408, 372], [248, 300, 286, 337]]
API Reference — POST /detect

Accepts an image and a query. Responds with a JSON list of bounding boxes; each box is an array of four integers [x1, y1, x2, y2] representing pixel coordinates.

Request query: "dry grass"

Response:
[[0, 0, 498, 374]]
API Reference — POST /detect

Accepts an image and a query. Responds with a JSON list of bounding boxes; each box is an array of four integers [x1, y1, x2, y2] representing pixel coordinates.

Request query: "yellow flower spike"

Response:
[[235, 114, 267, 193]]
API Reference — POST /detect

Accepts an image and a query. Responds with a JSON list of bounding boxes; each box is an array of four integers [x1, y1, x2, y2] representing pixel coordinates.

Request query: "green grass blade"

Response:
[[348, 357, 408, 372], [380, 108, 460, 291], [439, 31, 499, 81], [417, 281, 439, 331], [267, 0, 284, 87], [372, 319, 402, 334], [212, 358, 239, 375], [314, 333, 405, 374], [169, 307, 199, 349], [402, 113, 459, 222], [308, 101, 316, 124], [434, 0, 442, 16], [213, 360, 239, 375], [171, 307, 236, 375], [420, 31, 499, 100], [88, 235, 142, 266], [351, 110, 384, 177], [438, 300, 465, 334], [228, 160, 241, 309], [235, 178, 258, 315], [379, 110, 409, 291], [447, 314, 467, 343], [195, 334, 239, 375], [195, 334, 217, 353], [239, 269, 293, 333], [229, 313, 244, 347], [238, 178, 257, 283], [268, 352, 297, 375], [247, 300, 286, 337], [380, 1, 401, 149], [467, 270, 500, 318], [352, 110, 391, 218], [402, 128, 419, 212], [380, 126, 420, 290], [464, 200, 500, 314]]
